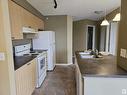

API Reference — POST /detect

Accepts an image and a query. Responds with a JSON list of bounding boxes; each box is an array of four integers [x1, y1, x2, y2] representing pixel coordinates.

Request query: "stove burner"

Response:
[[30, 51, 43, 54], [23, 53, 39, 56]]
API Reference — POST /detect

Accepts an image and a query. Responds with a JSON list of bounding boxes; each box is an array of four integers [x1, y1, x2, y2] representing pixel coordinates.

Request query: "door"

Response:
[[37, 55, 46, 77], [86, 25, 95, 50], [33, 31, 51, 49]]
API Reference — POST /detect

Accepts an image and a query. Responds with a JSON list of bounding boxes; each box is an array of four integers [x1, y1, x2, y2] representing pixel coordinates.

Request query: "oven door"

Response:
[[37, 55, 46, 77]]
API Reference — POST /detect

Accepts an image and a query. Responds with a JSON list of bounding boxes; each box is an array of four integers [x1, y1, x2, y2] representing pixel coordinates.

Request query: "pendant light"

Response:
[[101, 19, 109, 26], [113, 13, 121, 21], [101, 9, 109, 26]]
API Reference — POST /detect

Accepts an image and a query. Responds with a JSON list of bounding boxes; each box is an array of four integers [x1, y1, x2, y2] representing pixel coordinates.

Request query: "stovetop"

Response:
[[30, 51, 42, 54], [30, 49, 47, 54]]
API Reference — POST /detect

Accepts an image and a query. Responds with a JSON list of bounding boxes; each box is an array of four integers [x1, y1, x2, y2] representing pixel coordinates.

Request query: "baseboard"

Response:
[[55, 63, 73, 66]]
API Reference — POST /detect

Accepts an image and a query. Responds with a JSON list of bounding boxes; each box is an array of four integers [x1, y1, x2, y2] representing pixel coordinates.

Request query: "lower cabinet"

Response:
[[84, 77, 127, 95], [15, 59, 36, 95]]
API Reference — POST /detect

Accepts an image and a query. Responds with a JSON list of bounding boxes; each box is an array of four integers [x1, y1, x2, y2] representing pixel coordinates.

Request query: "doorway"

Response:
[[86, 25, 95, 50]]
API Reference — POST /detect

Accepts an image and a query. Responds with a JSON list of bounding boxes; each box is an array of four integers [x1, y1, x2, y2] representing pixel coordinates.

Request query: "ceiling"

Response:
[[27, 0, 121, 21]]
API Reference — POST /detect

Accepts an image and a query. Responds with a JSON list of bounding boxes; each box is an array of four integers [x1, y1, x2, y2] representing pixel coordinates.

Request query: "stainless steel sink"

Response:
[[79, 51, 103, 59]]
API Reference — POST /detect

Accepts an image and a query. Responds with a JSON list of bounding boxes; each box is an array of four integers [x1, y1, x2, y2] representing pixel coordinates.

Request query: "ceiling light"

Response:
[[94, 11, 103, 15], [101, 19, 109, 26], [101, 9, 109, 26], [113, 13, 121, 21]]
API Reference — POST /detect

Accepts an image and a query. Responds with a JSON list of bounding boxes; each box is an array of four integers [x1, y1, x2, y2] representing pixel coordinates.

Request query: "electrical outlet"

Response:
[[122, 89, 127, 94], [0, 52, 5, 61], [120, 49, 126, 58]]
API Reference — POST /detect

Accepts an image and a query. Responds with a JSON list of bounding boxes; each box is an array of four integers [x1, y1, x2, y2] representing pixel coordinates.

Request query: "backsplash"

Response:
[[12, 39, 32, 47]]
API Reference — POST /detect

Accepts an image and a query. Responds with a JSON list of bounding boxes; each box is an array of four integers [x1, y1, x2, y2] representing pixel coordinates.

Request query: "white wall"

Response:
[[84, 77, 127, 95]]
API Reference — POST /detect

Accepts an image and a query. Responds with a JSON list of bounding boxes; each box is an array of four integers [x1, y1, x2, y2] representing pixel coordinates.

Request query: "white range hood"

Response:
[[22, 27, 38, 39], [22, 27, 38, 34]]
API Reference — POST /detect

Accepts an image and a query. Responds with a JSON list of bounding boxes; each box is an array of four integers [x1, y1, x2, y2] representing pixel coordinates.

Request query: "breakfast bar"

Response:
[[75, 52, 127, 95]]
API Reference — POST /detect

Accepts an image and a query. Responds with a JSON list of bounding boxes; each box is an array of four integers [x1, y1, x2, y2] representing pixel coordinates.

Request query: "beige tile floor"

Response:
[[32, 65, 76, 95]]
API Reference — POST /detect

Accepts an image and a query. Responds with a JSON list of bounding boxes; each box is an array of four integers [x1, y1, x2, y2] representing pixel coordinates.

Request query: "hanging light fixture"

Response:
[[113, 13, 121, 21], [101, 9, 109, 26], [101, 19, 109, 26]]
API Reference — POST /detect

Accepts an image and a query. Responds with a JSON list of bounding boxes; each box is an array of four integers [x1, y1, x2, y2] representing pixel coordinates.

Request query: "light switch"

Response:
[[120, 49, 126, 58], [0, 52, 5, 61]]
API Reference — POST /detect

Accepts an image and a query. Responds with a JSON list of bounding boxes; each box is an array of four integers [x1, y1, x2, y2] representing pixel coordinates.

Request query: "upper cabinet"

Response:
[[9, 0, 23, 39], [22, 8, 34, 29], [33, 16, 44, 30], [9, 0, 44, 40], [22, 9, 44, 31]]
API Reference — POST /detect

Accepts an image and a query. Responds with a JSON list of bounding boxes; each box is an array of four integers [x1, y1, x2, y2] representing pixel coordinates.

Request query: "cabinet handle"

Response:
[[27, 63, 31, 65], [11, 37, 15, 40], [28, 26, 31, 28]]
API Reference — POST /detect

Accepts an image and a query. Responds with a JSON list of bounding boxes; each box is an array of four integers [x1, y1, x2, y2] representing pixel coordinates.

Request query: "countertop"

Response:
[[14, 49, 47, 71], [76, 52, 127, 78], [14, 55, 37, 70]]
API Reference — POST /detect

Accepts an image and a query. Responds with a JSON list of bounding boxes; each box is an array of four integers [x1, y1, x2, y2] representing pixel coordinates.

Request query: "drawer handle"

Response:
[[27, 63, 31, 65], [12, 37, 15, 40]]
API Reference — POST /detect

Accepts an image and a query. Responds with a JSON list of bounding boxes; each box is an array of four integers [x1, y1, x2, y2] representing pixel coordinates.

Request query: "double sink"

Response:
[[79, 51, 110, 59]]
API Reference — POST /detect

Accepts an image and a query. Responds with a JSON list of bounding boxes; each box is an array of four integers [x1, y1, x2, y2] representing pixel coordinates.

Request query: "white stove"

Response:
[[14, 44, 47, 88], [34, 51, 47, 88]]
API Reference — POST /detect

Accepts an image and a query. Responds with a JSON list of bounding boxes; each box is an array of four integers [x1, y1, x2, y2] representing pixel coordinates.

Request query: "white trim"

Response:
[[86, 25, 96, 50], [55, 63, 73, 66], [105, 25, 110, 52], [67, 16, 73, 64]]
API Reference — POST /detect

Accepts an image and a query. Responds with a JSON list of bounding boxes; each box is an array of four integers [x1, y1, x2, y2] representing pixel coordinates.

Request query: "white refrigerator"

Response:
[[32, 31, 56, 71]]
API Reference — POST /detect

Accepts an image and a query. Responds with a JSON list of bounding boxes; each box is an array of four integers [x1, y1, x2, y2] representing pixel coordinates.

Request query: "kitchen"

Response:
[[1, 0, 127, 95]]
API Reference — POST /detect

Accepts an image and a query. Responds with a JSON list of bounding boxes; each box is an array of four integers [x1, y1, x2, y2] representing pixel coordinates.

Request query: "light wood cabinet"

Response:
[[38, 18, 44, 30], [22, 9, 34, 29], [22, 7, 44, 31], [9, 1, 44, 40], [15, 59, 36, 95], [9, 0, 23, 39]]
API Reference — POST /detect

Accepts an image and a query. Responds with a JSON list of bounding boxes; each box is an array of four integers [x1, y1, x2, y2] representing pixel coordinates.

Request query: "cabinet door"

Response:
[[27, 59, 36, 94], [32, 15, 39, 31], [38, 18, 44, 30], [22, 9, 35, 29], [15, 59, 36, 95], [22, 9, 44, 31], [22, 8, 31, 28], [34, 16, 44, 31], [9, 0, 23, 40]]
